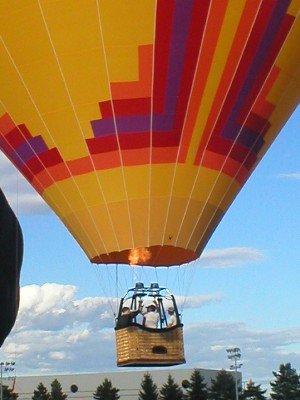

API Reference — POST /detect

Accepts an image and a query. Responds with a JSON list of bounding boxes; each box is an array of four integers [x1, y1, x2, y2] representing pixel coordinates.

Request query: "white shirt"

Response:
[[168, 313, 177, 327], [143, 311, 159, 328]]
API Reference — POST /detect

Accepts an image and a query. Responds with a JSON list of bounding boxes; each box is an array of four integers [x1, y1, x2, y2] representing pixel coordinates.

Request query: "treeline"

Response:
[[1, 362, 300, 400]]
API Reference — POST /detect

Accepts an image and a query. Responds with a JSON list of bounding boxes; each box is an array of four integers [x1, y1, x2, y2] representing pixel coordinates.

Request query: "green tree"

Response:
[[270, 363, 300, 400], [185, 369, 208, 400], [93, 378, 120, 400], [209, 370, 237, 400], [138, 373, 159, 400], [50, 379, 67, 400], [1, 384, 18, 400], [32, 383, 51, 400], [159, 374, 183, 400], [241, 379, 267, 400]]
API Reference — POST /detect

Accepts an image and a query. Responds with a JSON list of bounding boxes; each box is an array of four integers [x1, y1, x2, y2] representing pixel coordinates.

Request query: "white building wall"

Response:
[[5, 368, 242, 400]]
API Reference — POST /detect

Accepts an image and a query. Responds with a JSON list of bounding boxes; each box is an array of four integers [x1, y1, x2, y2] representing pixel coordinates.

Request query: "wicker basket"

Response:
[[115, 324, 185, 367]]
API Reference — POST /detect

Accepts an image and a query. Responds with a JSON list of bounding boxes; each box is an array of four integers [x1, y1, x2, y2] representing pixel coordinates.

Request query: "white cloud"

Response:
[[184, 322, 300, 387], [49, 351, 67, 360], [16, 283, 117, 333], [177, 293, 224, 309], [20, 283, 77, 314], [67, 329, 90, 344], [0, 283, 299, 390], [277, 172, 300, 180], [0, 152, 49, 215], [197, 247, 265, 268]]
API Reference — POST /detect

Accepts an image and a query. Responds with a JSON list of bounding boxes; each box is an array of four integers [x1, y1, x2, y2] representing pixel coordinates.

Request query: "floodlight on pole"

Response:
[[0, 361, 16, 400], [226, 347, 242, 400]]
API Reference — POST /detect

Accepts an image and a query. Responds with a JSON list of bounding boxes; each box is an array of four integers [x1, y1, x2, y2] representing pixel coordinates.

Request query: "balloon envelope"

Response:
[[0, 188, 23, 346], [0, 1, 299, 266]]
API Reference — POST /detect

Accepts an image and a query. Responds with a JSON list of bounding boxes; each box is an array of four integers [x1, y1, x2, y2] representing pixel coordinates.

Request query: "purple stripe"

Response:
[[91, 0, 195, 138], [0, 137, 25, 169], [222, 0, 290, 149], [156, 0, 195, 122], [238, 127, 264, 149], [92, 114, 175, 137], [91, 118, 115, 136], [0, 137, 13, 156], [14, 136, 47, 162]]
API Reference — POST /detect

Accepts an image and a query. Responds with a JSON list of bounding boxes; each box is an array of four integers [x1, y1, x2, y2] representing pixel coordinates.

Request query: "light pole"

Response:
[[0, 361, 15, 400], [226, 347, 242, 400], [0, 362, 3, 400]]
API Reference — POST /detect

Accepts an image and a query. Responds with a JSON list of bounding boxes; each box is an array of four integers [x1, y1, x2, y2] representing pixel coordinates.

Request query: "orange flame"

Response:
[[128, 247, 151, 266]]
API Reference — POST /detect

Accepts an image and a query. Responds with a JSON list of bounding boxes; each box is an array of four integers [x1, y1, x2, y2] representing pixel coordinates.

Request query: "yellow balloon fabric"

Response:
[[0, 1, 299, 266]]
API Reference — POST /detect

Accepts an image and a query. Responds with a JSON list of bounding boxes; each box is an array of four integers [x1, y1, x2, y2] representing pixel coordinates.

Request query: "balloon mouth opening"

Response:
[[91, 245, 197, 267]]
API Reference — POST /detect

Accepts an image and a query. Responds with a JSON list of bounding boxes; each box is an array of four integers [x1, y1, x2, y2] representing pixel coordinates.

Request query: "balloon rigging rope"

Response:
[[180, 259, 199, 313], [96, 0, 135, 251], [147, 0, 158, 248], [123, 265, 132, 295], [148, 0, 211, 311], [115, 264, 119, 314], [187, 7, 298, 252], [91, 263, 116, 317], [165, 266, 170, 289], [37, 1, 120, 260], [160, 0, 212, 248], [172, 1, 262, 249], [0, 35, 106, 264]]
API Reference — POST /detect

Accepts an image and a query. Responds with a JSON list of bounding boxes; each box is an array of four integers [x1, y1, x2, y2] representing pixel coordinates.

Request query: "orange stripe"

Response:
[[122, 148, 150, 166], [235, 164, 251, 185], [252, 66, 279, 118], [67, 157, 94, 175], [179, 0, 229, 162], [111, 44, 153, 99], [33, 169, 54, 192], [194, 0, 261, 163], [152, 147, 178, 164], [92, 152, 121, 170], [0, 113, 16, 134], [33, 145, 179, 192], [202, 150, 246, 186], [253, 101, 275, 120], [33, 163, 70, 192], [48, 163, 70, 182]]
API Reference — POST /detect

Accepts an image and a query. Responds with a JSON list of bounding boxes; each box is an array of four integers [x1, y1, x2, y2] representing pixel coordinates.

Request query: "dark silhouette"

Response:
[[0, 188, 23, 347]]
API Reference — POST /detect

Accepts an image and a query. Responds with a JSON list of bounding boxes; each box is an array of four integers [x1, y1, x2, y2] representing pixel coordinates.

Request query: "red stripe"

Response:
[[238, 13, 295, 123], [114, 97, 151, 117], [207, 136, 252, 165], [153, 0, 175, 114], [153, 131, 179, 147], [5, 124, 32, 148], [87, 136, 118, 153], [39, 148, 63, 167], [172, 0, 210, 142], [20, 164, 34, 182], [25, 148, 63, 175], [119, 132, 150, 149], [182, 0, 230, 163], [194, 0, 261, 164], [244, 113, 270, 135], [207, 1, 276, 145], [99, 101, 113, 118]]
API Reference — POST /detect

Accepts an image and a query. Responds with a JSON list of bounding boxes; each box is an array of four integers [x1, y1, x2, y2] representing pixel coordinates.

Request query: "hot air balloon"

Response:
[[0, 189, 23, 347], [0, 0, 299, 365]]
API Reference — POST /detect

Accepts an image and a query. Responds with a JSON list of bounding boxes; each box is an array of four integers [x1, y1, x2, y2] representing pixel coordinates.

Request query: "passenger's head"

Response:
[[122, 306, 131, 315], [168, 306, 175, 315], [146, 303, 156, 312]]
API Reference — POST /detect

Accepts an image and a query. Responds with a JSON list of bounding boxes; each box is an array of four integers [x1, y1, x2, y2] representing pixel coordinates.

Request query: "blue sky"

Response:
[[0, 107, 299, 391]]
